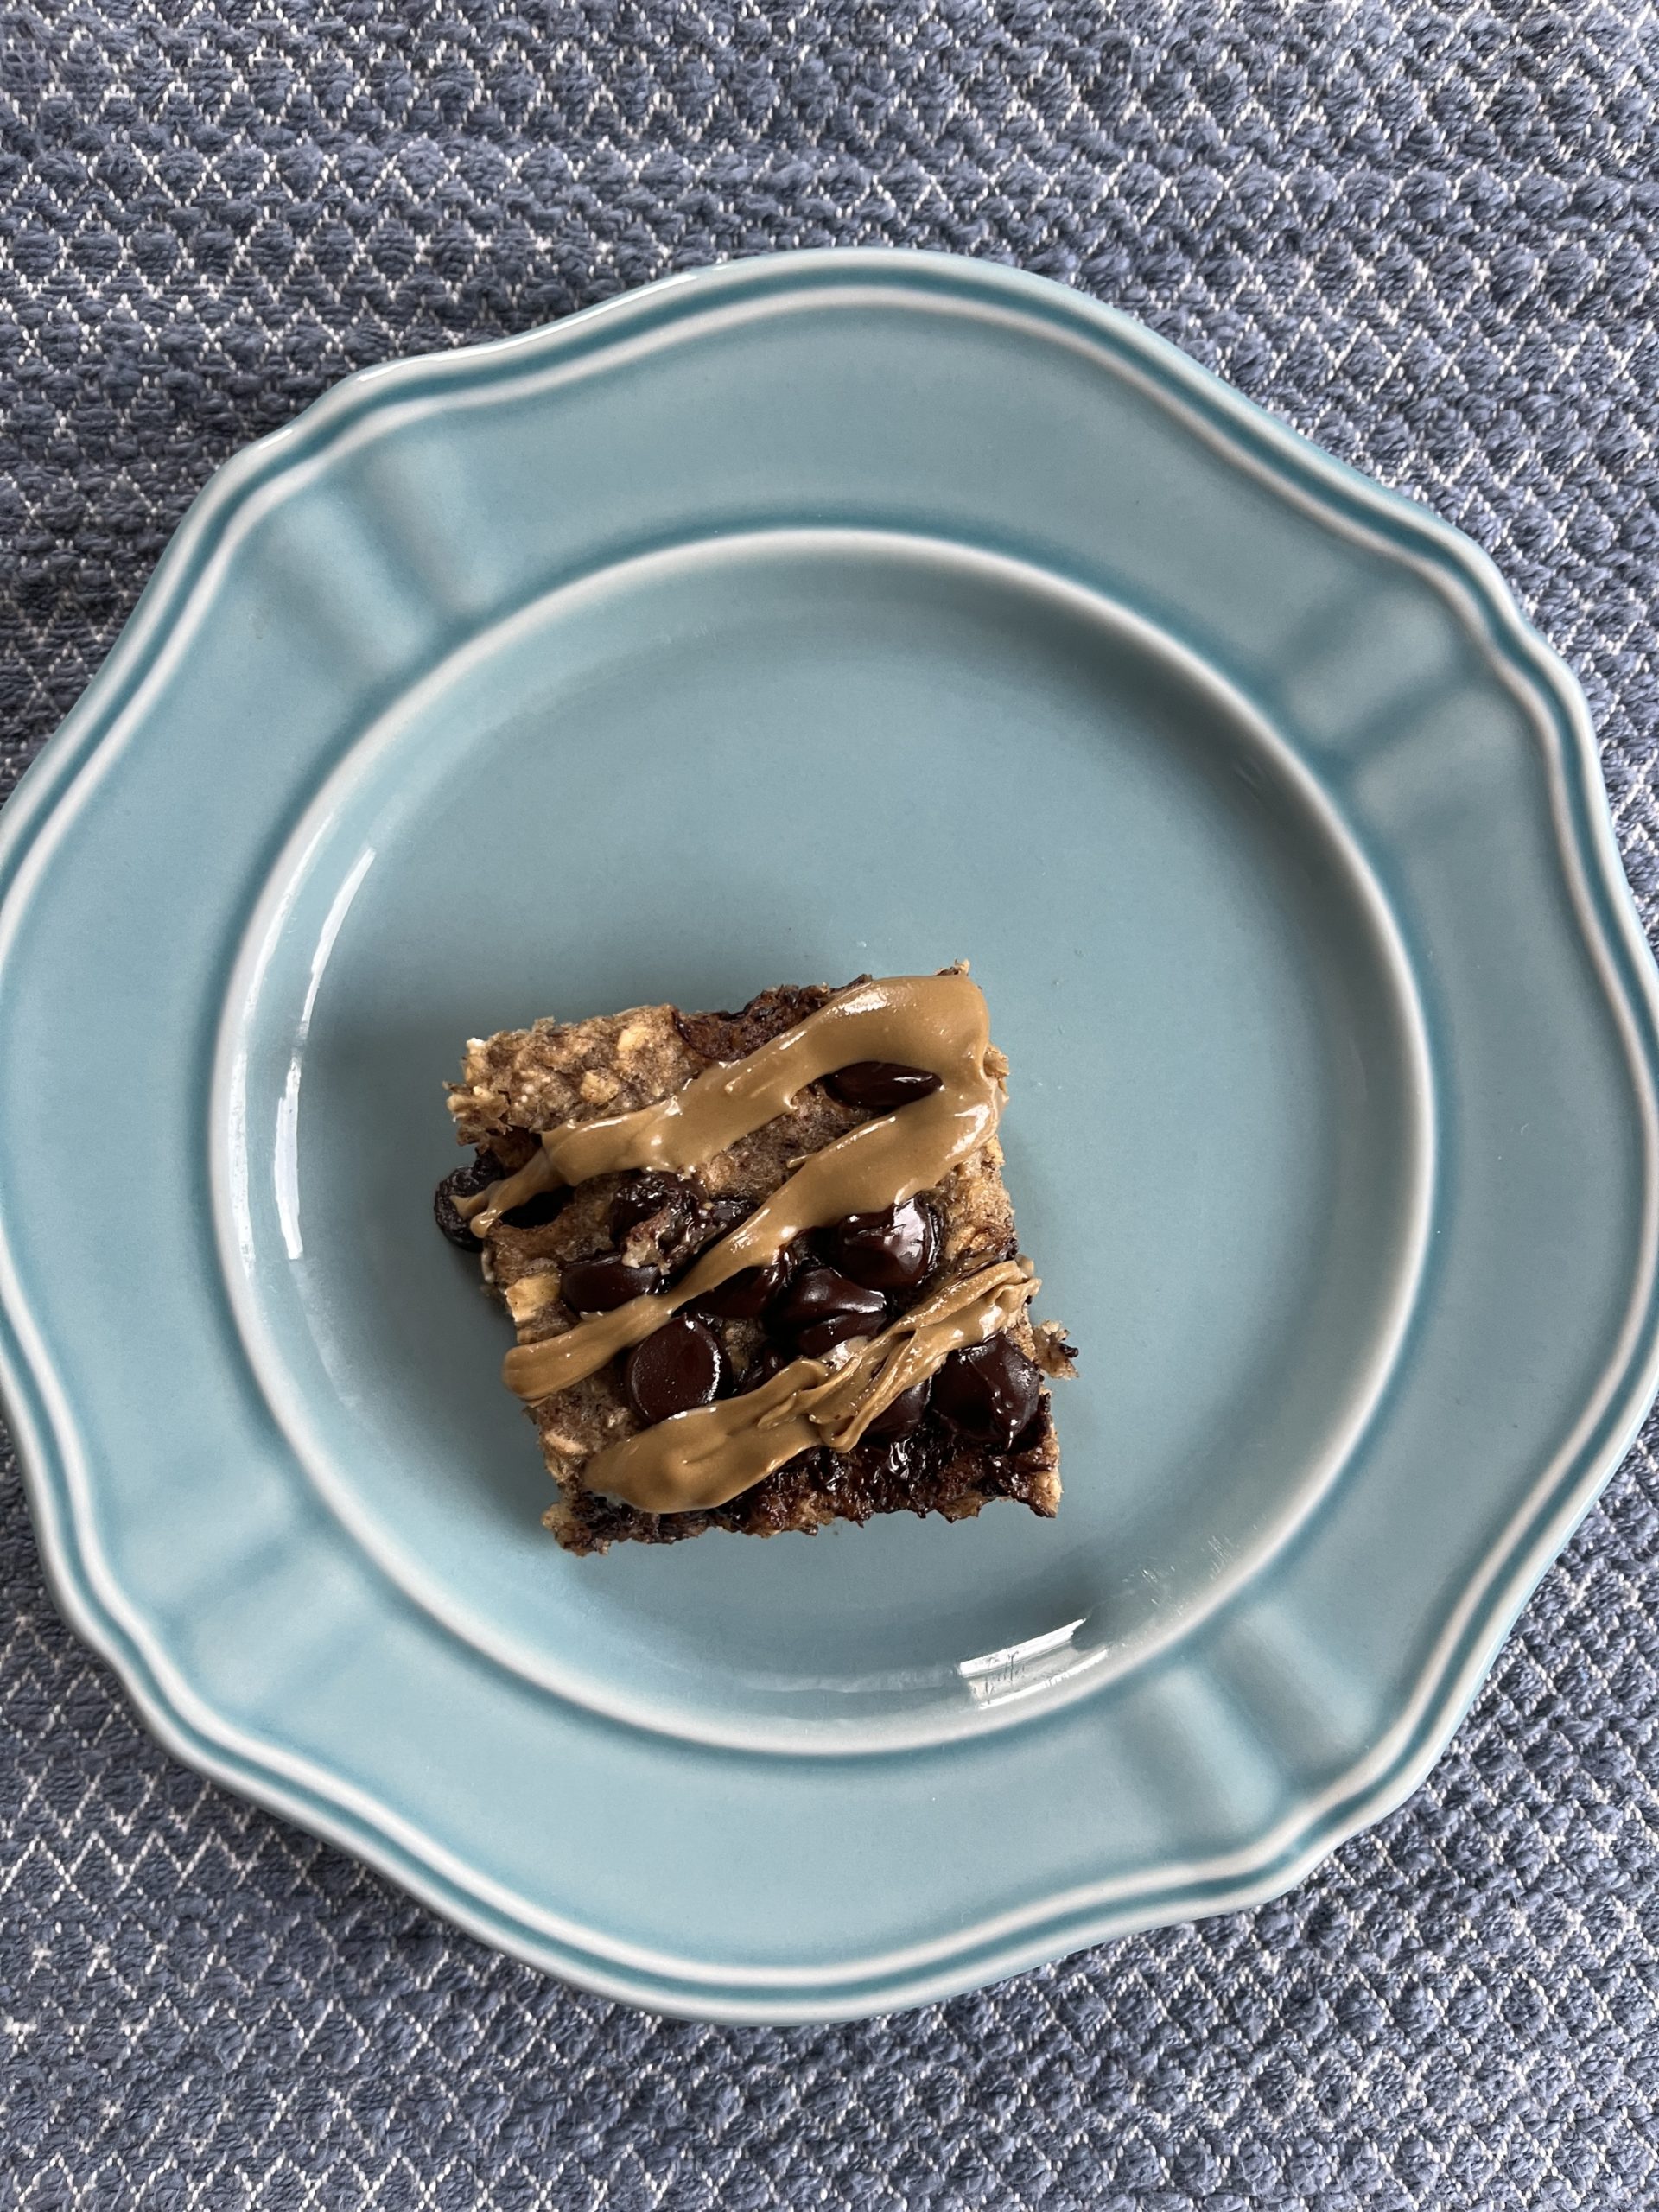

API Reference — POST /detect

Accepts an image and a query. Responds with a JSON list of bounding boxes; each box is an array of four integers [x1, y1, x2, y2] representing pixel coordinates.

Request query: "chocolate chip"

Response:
[[1010, 1406, 1050, 1456], [610, 1172, 696, 1244], [695, 1246, 796, 1318], [560, 1255, 662, 1312], [932, 1335, 1043, 1451], [624, 1315, 726, 1424], [684, 1194, 753, 1250], [741, 1344, 792, 1394], [824, 1061, 944, 1112], [774, 1267, 887, 1357], [433, 1151, 499, 1248], [822, 1198, 939, 1294], [861, 1377, 931, 1444], [636, 1192, 759, 1275], [499, 1187, 568, 1230]]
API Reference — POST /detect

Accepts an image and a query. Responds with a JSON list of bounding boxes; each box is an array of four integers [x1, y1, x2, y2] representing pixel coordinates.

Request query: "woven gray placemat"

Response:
[[3, 3, 1658, 2204]]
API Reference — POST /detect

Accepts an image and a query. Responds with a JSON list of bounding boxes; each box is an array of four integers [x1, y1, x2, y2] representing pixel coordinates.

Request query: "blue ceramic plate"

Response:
[[3, 251, 1656, 2022]]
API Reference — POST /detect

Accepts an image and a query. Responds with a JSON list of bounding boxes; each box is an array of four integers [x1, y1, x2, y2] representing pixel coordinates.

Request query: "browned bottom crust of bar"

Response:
[[446, 976, 1068, 1554]]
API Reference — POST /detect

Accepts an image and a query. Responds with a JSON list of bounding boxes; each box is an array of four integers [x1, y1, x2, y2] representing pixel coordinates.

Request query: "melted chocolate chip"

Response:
[[861, 1376, 931, 1444], [624, 1315, 726, 1424], [741, 1344, 792, 1394], [696, 1246, 796, 1319], [822, 1198, 939, 1294], [685, 1195, 753, 1252], [499, 1187, 568, 1230], [433, 1152, 499, 1248], [932, 1334, 1043, 1451], [825, 1061, 944, 1112], [774, 1267, 887, 1357], [1009, 1406, 1051, 1456], [560, 1255, 662, 1312], [610, 1172, 696, 1244]]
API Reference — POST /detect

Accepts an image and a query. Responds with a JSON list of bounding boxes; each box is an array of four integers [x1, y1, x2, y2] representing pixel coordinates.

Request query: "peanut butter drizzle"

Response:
[[493, 972, 1005, 1406], [581, 1262, 1038, 1513]]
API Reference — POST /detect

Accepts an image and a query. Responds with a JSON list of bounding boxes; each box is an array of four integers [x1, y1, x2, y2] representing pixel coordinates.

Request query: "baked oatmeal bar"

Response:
[[438, 970, 1075, 1555]]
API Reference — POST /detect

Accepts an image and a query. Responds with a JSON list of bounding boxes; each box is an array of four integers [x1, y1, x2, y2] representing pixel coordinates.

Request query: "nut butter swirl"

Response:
[[464, 970, 1026, 1513]]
